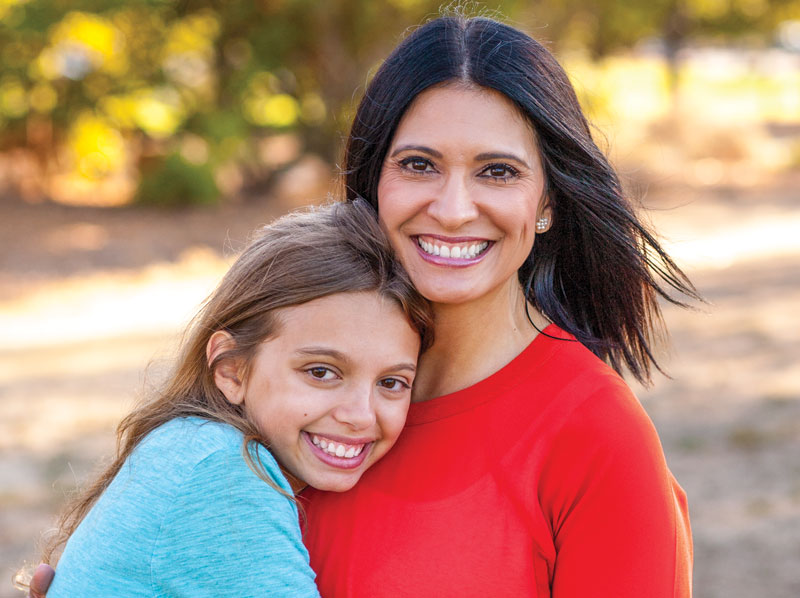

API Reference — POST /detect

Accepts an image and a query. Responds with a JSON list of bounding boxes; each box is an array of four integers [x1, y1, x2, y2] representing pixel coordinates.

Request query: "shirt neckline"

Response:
[[406, 323, 569, 425]]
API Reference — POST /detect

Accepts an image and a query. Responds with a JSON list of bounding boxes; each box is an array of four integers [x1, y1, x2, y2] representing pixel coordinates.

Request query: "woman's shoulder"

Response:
[[535, 326, 657, 443], [535, 326, 633, 397]]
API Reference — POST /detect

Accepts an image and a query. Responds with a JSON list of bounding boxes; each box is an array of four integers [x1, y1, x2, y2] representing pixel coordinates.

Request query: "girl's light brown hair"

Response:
[[40, 199, 433, 565]]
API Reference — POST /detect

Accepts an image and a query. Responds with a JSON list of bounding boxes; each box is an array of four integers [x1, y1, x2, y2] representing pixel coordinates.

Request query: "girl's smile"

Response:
[[305, 432, 371, 468], [211, 291, 421, 493]]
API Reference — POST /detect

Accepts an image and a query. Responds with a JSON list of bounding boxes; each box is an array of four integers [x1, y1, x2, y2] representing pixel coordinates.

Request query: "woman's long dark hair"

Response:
[[343, 14, 700, 385]]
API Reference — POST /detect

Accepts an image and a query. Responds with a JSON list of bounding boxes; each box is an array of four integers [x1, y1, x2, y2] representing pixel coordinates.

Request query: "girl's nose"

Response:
[[332, 387, 377, 430], [427, 175, 479, 230]]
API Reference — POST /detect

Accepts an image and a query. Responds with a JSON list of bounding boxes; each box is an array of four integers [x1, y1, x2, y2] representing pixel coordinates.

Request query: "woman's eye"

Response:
[[399, 157, 433, 173], [482, 163, 519, 180]]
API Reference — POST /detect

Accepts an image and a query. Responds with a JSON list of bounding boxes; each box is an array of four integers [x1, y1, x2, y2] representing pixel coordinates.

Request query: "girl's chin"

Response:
[[306, 474, 362, 493]]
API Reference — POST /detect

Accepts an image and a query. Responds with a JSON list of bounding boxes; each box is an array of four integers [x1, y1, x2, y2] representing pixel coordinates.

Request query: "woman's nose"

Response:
[[332, 387, 377, 430], [427, 175, 479, 230]]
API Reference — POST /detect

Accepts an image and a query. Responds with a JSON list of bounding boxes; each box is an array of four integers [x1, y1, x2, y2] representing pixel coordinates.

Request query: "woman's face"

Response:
[[377, 85, 550, 307]]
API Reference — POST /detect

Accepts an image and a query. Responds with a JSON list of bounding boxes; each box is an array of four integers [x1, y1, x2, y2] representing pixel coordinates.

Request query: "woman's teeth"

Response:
[[417, 238, 489, 259], [311, 434, 365, 459]]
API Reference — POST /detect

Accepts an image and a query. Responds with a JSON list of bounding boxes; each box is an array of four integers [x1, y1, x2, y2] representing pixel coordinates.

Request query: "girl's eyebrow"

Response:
[[296, 347, 350, 363], [387, 363, 417, 373], [296, 347, 417, 373]]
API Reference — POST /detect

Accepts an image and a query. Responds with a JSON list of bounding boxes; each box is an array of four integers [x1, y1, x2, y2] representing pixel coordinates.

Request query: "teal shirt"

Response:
[[48, 417, 320, 597]]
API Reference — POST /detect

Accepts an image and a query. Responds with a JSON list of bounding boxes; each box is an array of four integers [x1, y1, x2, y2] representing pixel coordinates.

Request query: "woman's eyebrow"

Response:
[[389, 145, 443, 158], [390, 146, 530, 169], [474, 152, 530, 168]]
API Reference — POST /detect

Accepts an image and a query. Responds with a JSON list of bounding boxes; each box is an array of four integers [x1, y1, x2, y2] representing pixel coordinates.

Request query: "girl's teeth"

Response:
[[310, 434, 366, 459]]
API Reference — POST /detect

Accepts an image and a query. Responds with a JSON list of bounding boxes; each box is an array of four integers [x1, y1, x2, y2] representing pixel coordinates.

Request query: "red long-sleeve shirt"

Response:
[[301, 324, 692, 597]]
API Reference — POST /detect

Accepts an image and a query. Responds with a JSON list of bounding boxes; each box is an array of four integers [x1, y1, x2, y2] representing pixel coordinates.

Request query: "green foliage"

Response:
[[0, 0, 796, 205], [135, 152, 218, 206]]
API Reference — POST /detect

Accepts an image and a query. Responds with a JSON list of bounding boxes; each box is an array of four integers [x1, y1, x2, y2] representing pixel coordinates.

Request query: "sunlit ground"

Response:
[[1, 53, 799, 597]]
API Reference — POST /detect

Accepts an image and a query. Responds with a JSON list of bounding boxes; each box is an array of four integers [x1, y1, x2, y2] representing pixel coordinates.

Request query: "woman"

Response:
[[27, 12, 696, 598], [300, 14, 696, 598]]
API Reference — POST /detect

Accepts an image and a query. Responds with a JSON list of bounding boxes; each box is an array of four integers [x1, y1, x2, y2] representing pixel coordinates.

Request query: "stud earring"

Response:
[[536, 217, 549, 232]]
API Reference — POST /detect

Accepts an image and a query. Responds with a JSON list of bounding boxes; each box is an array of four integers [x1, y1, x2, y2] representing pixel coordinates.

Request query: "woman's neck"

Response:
[[411, 282, 549, 402]]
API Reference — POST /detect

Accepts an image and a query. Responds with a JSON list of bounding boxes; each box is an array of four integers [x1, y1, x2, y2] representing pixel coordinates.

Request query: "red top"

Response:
[[301, 325, 692, 597]]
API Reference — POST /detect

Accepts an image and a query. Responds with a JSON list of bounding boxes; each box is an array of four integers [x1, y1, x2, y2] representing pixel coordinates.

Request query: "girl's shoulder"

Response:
[[143, 416, 244, 454], [132, 417, 289, 495]]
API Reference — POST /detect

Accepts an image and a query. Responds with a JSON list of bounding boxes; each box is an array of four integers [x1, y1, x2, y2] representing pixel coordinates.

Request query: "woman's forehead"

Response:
[[390, 84, 539, 156]]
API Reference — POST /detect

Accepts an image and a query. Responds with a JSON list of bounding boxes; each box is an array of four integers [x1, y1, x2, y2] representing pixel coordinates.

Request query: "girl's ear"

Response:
[[207, 331, 245, 405]]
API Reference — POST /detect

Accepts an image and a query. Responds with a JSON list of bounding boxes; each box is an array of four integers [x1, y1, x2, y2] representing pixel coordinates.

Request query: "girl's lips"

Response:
[[302, 431, 372, 470]]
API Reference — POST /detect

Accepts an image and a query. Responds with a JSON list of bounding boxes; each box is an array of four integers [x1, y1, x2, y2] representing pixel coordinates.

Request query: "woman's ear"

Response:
[[535, 199, 553, 233], [207, 331, 245, 405]]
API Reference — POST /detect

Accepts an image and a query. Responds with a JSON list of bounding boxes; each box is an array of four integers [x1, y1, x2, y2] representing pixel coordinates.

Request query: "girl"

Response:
[[35, 199, 432, 597]]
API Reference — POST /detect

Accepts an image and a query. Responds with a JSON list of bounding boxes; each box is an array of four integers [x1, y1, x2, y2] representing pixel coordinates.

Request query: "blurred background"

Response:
[[0, 1, 798, 596]]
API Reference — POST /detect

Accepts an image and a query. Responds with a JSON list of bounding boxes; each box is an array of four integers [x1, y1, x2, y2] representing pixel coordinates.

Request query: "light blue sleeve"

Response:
[[150, 441, 320, 598], [47, 419, 320, 598]]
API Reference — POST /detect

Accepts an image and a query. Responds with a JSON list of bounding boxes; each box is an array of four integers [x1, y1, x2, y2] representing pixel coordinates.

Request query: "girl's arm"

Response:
[[30, 434, 321, 598], [150, 444, 320, 597]]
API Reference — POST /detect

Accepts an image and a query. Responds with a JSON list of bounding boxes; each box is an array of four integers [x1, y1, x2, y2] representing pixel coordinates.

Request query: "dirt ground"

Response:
[[1, 174, 799, 597]]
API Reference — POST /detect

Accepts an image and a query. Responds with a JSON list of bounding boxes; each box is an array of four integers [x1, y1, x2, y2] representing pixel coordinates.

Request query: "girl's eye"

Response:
[[378, 377, 410, 391], [306, 366, 337, 381], [399, 157, 434, 173], [481, 163, 519, 180]]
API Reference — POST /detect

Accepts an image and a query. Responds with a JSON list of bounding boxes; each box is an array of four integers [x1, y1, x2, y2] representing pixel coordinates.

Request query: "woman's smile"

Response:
[[377, 84, 551, 307], [414, 235, 492, 265]]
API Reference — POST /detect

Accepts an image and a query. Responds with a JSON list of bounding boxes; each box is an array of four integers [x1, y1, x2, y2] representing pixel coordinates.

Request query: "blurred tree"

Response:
[[0, 0, 449, 204], [0, 0, 797, 205], [521, 0, 800, 57]]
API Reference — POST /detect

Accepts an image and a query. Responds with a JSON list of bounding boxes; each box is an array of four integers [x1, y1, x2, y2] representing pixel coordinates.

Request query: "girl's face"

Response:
[[215, 291, 420, 493], [377, 85, 550, 307]]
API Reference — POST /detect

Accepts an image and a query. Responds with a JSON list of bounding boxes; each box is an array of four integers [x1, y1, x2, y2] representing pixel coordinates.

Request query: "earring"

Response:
[[536, 217, 549, 232]]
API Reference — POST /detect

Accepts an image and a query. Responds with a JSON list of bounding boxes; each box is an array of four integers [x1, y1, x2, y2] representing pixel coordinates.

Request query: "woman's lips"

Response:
[[413, 235, 493, 266]]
